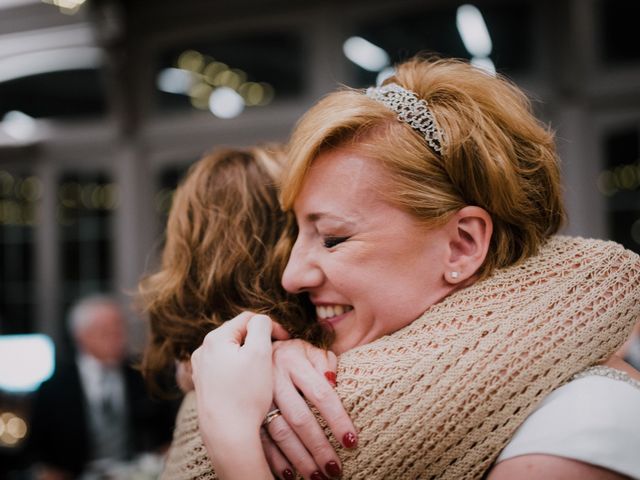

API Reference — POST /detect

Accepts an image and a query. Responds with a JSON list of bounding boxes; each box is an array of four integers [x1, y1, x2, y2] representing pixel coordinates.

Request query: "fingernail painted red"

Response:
[[311, 471, 328, 480], [324, 371, 337, 387], [282, 468, 294, 480], [342, 431, 357, 448], [325, 460, 342, 478]]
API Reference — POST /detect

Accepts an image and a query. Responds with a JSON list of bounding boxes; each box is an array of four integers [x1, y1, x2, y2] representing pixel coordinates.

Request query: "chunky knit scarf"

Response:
[[161, 236, 640, 479]]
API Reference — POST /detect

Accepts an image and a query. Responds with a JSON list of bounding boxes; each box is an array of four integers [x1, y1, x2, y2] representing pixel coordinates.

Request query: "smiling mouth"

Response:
[[315, 304, 353, 321]]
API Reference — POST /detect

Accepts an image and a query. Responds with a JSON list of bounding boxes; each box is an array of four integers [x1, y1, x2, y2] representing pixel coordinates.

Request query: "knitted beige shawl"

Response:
[[162, 236, 640, 479]]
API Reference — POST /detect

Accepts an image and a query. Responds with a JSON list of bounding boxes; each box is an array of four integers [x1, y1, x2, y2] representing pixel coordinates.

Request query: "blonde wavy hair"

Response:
[[139, 146, 329, 394], [282, 56, 565, 279]]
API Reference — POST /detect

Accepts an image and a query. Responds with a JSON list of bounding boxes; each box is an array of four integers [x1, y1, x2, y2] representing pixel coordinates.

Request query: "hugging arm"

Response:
[[487, 355, 640, 480], [488, 455, 630, 480], [190, 312, 289, 480], [268, 347, 640, 480], [176, 337, 355, 479]]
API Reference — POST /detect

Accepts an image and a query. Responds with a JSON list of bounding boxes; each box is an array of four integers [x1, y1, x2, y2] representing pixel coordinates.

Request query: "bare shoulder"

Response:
[[601, 355, 640, 381], [487, 455, 631, 480]]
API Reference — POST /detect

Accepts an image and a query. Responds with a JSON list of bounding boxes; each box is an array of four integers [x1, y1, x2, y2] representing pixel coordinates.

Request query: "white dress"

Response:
[[497, 366, 640, 479]]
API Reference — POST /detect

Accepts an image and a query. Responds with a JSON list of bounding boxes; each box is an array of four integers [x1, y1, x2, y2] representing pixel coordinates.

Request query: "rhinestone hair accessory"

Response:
[[365, 83, 446, 154]]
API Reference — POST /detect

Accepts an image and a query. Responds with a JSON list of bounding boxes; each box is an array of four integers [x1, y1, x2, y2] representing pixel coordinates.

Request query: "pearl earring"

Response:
[[450, 271, 460, 279]]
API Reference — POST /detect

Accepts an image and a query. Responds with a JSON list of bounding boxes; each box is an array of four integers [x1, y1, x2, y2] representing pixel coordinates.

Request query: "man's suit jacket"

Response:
[[27, 358, 178, 477]]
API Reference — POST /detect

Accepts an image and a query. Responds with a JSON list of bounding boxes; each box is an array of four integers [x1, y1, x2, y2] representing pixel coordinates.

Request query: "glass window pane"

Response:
[[0, 170, 40, 334], [57, 172, 116, 318], [601, 127, 640, 254], [598, 0, 640, 65], [0, 69, 106, 119]]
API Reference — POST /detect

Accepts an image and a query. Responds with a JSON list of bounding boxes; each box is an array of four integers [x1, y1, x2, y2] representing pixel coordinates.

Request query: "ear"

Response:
[[443, 206, 493, 284]]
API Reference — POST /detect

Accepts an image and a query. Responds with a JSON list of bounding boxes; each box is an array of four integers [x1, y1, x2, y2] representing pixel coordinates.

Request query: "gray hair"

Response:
[[67, 294, 122, 338]]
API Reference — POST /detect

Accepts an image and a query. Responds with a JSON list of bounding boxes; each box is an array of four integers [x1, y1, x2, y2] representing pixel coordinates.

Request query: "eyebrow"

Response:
[[306, 212, 357, 226]]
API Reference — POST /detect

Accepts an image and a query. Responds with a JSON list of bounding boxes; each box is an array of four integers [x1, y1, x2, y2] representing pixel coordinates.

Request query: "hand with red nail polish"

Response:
[[263, 340, 356, 480]]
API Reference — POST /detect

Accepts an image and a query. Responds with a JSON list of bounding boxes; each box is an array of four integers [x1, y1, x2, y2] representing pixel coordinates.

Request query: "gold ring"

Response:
[[262, 408, 282, 427]]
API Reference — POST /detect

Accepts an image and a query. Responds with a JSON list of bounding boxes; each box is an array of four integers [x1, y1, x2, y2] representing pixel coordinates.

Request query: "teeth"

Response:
[[316, 305, 352, 320]]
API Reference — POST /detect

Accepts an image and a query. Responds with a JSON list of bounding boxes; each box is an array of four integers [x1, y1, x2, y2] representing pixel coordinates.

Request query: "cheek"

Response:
[[367, 268, 438, 327], [328, 252, 380, 295]]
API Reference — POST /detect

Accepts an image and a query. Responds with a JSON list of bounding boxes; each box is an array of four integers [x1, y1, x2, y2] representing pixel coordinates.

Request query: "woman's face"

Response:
[[282, 146, 455, 354]]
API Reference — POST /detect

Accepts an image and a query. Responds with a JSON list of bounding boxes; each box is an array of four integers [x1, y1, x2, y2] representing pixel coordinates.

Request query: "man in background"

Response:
[[27, 295, 178, 480]]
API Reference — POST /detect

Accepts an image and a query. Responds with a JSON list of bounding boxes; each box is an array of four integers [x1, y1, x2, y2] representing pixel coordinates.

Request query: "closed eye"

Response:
[[323, 236, 349, 248]]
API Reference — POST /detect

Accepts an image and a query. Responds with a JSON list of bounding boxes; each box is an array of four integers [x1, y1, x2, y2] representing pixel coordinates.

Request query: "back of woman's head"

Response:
[[139, 146, 327, 394], [283, 56, 565, 278]]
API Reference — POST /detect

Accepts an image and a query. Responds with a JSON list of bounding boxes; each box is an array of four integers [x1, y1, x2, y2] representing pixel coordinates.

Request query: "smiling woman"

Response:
[[160, 57, 640, 480]]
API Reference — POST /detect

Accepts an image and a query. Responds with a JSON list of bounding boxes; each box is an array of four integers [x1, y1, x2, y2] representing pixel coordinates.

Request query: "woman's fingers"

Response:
[[268, 340, 358, 478], [273, 341, 357, 451], [245, 313, 291, 343], [287, 364, 357, 451], [326, 350, 338, 373], [271, 321, 292, 341], [192, 311, 254, 381], [199, 311, 254, 349], [265, 407, 329, 480], [245, 314, 274, 354], [273, 368, 342, 479], [308, 349, 338, 388], [260, 427, 296, 480], [207, 310, 290, 344]]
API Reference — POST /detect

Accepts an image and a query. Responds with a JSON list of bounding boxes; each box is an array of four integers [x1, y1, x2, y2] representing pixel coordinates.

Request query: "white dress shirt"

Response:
[[76, 353, 129, 463]]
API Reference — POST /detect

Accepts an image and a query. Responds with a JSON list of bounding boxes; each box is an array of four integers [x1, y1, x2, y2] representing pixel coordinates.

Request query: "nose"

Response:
[[282, 237, 324, 294]]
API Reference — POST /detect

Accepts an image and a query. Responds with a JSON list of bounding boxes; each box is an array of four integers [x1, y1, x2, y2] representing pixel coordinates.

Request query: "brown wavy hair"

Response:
[[283, 56, 565, 279], [139, 145, 330, 394]]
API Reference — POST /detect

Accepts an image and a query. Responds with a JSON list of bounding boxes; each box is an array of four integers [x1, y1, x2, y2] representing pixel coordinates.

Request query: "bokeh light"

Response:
[[343, 36, 390, 72], [597, 162, 640, 196], [177, 50, 205, 73], [0, 412, 28, 447], [164, 50, 276, 117], [209, 87, 245, 119]]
